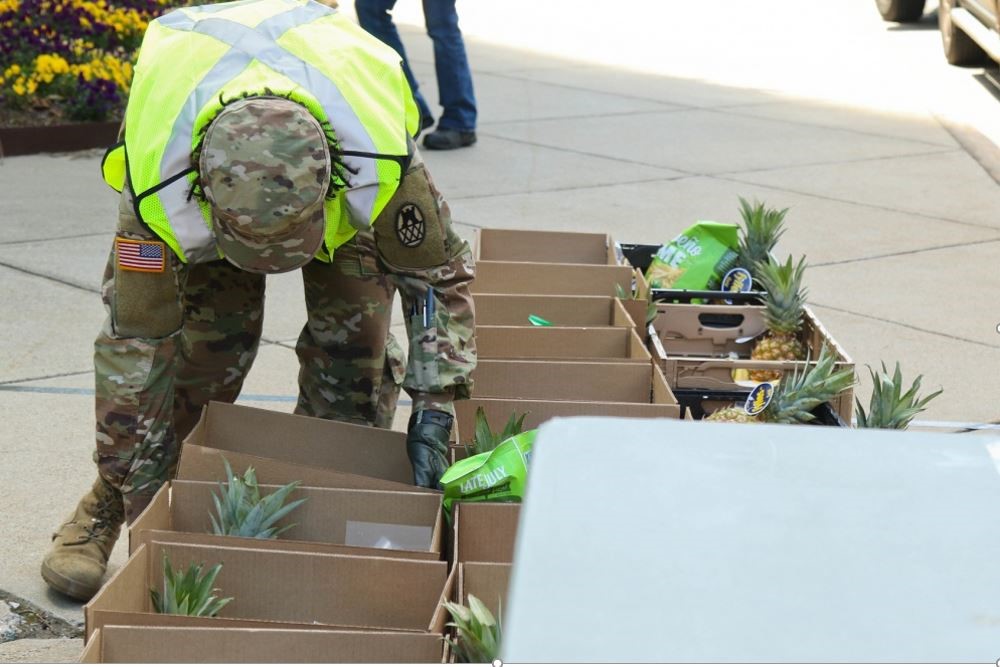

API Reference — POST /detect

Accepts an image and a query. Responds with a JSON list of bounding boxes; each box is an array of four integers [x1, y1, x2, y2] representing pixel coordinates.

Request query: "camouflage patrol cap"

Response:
[[199, 96, 332, 274]]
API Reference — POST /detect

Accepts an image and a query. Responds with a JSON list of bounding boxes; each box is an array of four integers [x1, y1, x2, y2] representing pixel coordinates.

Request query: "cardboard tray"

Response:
[[451, 503, 521, 566], [651, 302, 768, 357], [80, 625, 446, 663], [475, 228, 617, 265], [472, 359, 671, 404], [129, 480, 444, 560], [176, 444, 424, 493], [474, 294, 636, 328], [85, 540, 452, 641], [176, 402, 427, 491], [455, 361, 680, 442], [648, 308, 855, 423], [476, 325, 651, 362], [458, 562, 512, 617]]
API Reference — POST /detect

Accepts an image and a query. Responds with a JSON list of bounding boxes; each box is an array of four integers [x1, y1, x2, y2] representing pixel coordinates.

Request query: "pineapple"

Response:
[[737, 197, 788, 271], [443, 594, 501, 663], [150, 551, 233, 617], [210, 457, 307, 539], [466, 406, 528, 457], [707, 344, 855, 425], [855, 362, 942, 430], [749, 255, 808, 382]]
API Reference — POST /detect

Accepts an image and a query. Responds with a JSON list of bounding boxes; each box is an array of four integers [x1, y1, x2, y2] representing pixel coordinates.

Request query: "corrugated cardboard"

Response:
[[473, 360, 661, 403], [459, 562, 511, 618], [651, 307, 855, 422], [456, 363, 680, 438], [85, 540, 450, 641], [183, 402, 413, 483], [79, 625, 445, 663], [176, 444, 424, 493], [474, 228, 616, 265], [652, 302, 768, 357], [471, 260, 636, 297], [128, 481, 443, 560], [451, 503, 520, 565], [476, 325, 650, 362], [475, 294, 636, 328]]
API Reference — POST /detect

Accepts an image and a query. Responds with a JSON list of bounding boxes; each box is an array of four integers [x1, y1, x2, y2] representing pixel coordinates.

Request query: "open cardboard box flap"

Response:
[[182, 402, 413, 484], [471, 260, 636, 297], [474, 228, 616, 265], [476, 325, 650, 362], [451, 503, 521, 565], [85, 540, 451, 641], [129, 480, 444, 560], [176, 443, 427, 493], [459, 562, 512, 618], [79, 625, 446, 663], [475, 294, 635, 328]]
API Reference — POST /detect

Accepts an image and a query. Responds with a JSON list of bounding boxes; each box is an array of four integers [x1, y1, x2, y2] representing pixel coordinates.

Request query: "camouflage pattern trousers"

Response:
[[97, 205, 404, 522]]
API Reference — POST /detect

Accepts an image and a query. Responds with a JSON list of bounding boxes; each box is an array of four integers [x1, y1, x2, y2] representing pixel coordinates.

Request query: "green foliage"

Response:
[[444, 594, 502, 663], [150, 551, 232, 617], [210, 458, 307, 539], [466, 407, 527, 456], [855, 362, 942, 430]]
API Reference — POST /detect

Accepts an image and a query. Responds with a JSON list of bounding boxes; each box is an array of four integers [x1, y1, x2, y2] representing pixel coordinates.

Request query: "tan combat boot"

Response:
[[40, 476, 124, 601]]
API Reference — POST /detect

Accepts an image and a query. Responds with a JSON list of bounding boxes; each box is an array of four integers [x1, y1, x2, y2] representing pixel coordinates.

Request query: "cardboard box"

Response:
[[176, 402, 426, 491], [476, 325, 650, 362], [129, 481, 443, 560], [85, 540, 451, 640], [473, 359, 666, 403], [475, 294, 636, 328], [79, 626, 446, 663], [649, 308, 855, 422], [455, 362, 680, 439], [458, 562, 511, 618], [651, 302, 768, 357], [451, 503, 520, 565], [475, 228, 616, 265], [177, 444, 423, 493], [472, 260, 636, 297]]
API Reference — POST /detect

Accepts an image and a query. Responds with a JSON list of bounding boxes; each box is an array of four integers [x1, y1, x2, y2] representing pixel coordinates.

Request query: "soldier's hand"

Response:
[[406, 410, 452, 489]]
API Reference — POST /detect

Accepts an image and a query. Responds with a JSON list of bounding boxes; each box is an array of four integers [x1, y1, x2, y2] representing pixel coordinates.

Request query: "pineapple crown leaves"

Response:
[[467, 407, 528, 456], [209, 457, 307, 539], [737, 196, 789, 270], [150, 551, 233, 617], [855, 362, 943, 430], [765, 343, 856, 424], [443, 594, 502, 664], [755, 254, 808, 335]]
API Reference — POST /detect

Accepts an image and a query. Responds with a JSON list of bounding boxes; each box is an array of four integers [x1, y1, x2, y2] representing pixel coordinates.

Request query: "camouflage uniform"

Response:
[[95, 102, 476, 522]]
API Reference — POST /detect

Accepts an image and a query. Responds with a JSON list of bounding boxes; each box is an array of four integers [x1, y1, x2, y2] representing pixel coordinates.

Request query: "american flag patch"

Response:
[[116, 237, 166, 273]]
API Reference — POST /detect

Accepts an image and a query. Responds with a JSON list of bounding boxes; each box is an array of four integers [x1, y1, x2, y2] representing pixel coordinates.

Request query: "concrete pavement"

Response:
[[2, 0, 1000, 659]]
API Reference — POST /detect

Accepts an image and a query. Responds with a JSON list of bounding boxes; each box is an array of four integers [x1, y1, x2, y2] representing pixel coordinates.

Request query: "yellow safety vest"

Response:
[[102, 0, 420, 263]]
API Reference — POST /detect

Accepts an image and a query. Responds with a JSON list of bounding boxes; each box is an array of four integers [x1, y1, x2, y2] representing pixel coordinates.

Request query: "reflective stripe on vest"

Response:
[[125, 0, 410, 263]]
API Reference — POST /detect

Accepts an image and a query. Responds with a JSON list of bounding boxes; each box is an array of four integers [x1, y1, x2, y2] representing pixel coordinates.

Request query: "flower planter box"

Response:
[[0, 121, 118, 157]]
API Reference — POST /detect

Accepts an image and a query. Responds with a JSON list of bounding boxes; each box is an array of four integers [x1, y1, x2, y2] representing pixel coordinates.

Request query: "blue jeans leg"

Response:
[[423, 0, 476, 131], [356, 0, 434, 121]]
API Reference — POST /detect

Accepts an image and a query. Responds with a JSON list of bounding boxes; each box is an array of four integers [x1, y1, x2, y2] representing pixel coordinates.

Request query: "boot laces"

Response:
[[85, 490, 124, 539]]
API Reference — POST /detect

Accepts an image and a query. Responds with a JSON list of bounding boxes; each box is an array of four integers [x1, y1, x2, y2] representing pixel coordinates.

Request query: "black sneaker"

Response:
[[422, 129, 477, 150]]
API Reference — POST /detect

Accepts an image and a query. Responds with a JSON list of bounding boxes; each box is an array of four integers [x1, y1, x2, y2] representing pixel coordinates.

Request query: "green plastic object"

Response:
[[440, 430, 536, 522], [645, 221, 740, 290], [528, 314, 553, 327]]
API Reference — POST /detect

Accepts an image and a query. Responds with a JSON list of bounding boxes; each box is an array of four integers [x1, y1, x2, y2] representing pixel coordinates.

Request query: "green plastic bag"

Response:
[[440, 430, 536, 522], [645, 221, 740, 290]]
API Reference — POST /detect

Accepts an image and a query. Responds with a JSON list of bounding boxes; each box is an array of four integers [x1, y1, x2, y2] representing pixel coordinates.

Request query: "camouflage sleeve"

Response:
[[371, 157, 477, 417]]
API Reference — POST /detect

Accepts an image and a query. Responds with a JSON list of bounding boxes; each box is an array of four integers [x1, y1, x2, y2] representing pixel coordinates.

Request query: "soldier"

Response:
[[40, 0, 476, 602]]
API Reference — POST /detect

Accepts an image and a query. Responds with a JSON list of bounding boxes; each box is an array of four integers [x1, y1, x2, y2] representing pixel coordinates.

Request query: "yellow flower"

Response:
[[12, 81, 25, 96]]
